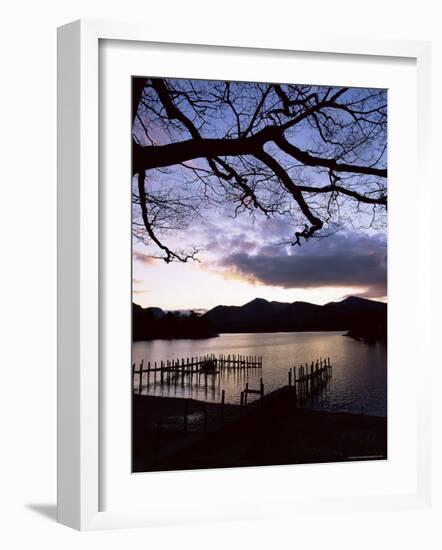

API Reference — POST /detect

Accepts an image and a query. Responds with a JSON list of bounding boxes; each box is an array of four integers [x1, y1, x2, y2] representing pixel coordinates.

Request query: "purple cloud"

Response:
[[217, 231, 387, 297]]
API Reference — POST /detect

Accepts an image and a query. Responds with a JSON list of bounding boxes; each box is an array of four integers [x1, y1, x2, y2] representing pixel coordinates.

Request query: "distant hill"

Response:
[[133, 296, 387, 341], [205, 298, 289, 332], [203, 296, 387, 340], [132, 303, 217, 341], [325, 296, 386, 312]]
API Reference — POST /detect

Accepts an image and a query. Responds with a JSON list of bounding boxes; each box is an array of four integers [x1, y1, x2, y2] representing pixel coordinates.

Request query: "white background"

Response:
[[1, 0, 441, 548]]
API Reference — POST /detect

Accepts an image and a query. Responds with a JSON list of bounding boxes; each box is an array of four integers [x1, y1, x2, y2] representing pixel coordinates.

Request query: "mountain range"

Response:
[[133, 296, 387, 341]]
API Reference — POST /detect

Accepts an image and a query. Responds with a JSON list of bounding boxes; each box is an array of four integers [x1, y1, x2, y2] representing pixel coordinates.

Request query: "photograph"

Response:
[[131, 76, 388, 473], [1, 0, 433, 541]]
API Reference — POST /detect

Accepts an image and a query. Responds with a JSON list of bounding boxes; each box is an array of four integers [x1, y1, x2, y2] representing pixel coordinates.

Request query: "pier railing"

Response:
[[132, 353, 263, 394], [287, 357, 332, 400], [132, 354, 331, 407]]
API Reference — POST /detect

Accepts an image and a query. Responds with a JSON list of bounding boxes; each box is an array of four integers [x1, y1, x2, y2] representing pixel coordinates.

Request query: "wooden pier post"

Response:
[[138, 360, 144, 394]]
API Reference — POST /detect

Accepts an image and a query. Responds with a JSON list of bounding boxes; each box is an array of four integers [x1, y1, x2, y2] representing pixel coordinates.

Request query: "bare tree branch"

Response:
[[132, 77, 387, 261]]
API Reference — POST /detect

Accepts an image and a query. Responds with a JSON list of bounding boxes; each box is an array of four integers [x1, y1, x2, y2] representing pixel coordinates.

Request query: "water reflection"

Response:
[[132, 331, 387, 416]]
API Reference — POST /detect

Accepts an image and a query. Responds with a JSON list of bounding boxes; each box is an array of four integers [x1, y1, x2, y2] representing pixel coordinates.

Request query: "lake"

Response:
[[132, 331, 387, 417]]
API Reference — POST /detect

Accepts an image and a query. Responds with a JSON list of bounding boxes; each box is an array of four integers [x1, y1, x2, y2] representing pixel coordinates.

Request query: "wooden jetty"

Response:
[[132, 354, 332, 409], [133, 356, 334, 469], [287, 357, 332, 400], [241, 378, 265, 407], [132, 353, 263, 394]]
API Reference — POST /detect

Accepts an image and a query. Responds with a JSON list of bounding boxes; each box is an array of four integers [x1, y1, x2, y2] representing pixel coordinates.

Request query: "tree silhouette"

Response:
[[132, 78, 387, 263]]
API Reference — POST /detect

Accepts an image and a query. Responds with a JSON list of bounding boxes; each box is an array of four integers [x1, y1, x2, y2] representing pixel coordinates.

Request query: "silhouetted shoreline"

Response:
[[133, 296, 387, 341], [132, 391, 387, 472]]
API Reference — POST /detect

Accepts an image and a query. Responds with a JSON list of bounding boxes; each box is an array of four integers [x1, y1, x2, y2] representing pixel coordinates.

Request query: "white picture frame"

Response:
[[57, 19, 433, 531]]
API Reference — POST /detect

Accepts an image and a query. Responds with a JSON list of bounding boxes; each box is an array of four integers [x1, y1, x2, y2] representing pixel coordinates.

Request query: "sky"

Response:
[[132, 78, 387, 311], [132, 211, 387, 310]]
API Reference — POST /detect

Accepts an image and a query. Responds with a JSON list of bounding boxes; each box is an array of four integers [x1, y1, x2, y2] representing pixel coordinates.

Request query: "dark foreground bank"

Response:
[[132, 391, 387, 472]]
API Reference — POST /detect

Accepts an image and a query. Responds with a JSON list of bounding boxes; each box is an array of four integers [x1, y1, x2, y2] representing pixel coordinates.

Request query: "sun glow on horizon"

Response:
[[132, 251, 386, 311]]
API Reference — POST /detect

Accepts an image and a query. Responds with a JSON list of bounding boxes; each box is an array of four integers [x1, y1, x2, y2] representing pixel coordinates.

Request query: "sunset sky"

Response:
[[132, 212, 387, 310], [132, 78, 387, 311]]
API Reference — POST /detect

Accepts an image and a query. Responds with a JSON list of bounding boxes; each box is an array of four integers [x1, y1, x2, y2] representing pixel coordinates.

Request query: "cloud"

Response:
[[133, 250, 155, 264], [217, 231, 387, 297]]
